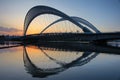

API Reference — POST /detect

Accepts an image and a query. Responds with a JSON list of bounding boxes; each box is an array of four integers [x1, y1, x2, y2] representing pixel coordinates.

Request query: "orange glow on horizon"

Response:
[[0, 30, 22, 36]]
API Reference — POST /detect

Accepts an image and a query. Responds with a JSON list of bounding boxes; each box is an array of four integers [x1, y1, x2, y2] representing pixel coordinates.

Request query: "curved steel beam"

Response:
[[24, 6, 92, 36], [40, 16, 100, 34], [72, 17, 100, 33]]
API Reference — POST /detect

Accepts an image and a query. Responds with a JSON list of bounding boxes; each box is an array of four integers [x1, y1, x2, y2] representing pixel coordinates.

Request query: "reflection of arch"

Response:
[[23, 46, 64, 78], [24, 6, 93, 35], [40, 16, 100, 34], [23, 46, 98, 78], [40, 49, 98, 68]]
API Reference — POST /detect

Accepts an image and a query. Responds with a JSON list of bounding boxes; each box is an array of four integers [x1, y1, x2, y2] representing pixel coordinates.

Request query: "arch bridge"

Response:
[[23, 5, 120, 43]]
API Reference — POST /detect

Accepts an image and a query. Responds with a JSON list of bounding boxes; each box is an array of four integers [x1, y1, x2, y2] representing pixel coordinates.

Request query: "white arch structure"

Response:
[[24, 6, 94, 35], [40, 16, 100, 34], [24, 5, 100, 36]]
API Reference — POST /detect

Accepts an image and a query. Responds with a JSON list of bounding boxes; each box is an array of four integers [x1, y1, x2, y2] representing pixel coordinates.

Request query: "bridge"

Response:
[[22, 5, 120, 43], [23, 32, 120, 43]]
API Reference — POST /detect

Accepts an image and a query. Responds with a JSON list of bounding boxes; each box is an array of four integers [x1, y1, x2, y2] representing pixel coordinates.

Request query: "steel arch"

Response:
[[24, 5, 92, 35], [40, 16, 100, 34]]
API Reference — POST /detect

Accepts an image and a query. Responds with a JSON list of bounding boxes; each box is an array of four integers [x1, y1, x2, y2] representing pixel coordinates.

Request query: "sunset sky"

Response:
[[0, 0, 120, 35]]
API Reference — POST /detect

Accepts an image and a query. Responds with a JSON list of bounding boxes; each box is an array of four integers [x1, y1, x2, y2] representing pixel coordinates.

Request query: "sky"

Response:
[[0, 0, 120, 35]]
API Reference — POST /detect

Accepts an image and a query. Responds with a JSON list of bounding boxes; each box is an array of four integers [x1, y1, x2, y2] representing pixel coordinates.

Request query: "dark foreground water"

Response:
[[0, 42, 120, 80]]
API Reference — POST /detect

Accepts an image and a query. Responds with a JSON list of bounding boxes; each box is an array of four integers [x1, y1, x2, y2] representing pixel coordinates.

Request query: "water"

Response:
[[0, 42, 120, 80]]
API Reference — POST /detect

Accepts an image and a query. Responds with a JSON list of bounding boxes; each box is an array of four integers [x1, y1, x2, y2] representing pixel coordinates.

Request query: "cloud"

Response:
[[0, 26, 22, 35], [0, 26, 22, 32]]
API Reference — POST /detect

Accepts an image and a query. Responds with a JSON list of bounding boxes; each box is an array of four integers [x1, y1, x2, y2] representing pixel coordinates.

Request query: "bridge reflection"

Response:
[[23, 46, 98, 78], [29, 42, 120, 54], [23, 42, 120, 78], [0, 41, 119, 78]]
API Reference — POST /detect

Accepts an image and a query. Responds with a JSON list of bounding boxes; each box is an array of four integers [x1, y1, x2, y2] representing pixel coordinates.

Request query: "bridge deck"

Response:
[[24, 32, 120, 42]]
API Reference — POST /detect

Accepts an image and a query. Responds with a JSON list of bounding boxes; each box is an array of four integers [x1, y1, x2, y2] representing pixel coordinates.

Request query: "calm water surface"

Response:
[[0, 42, 120, 80]]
